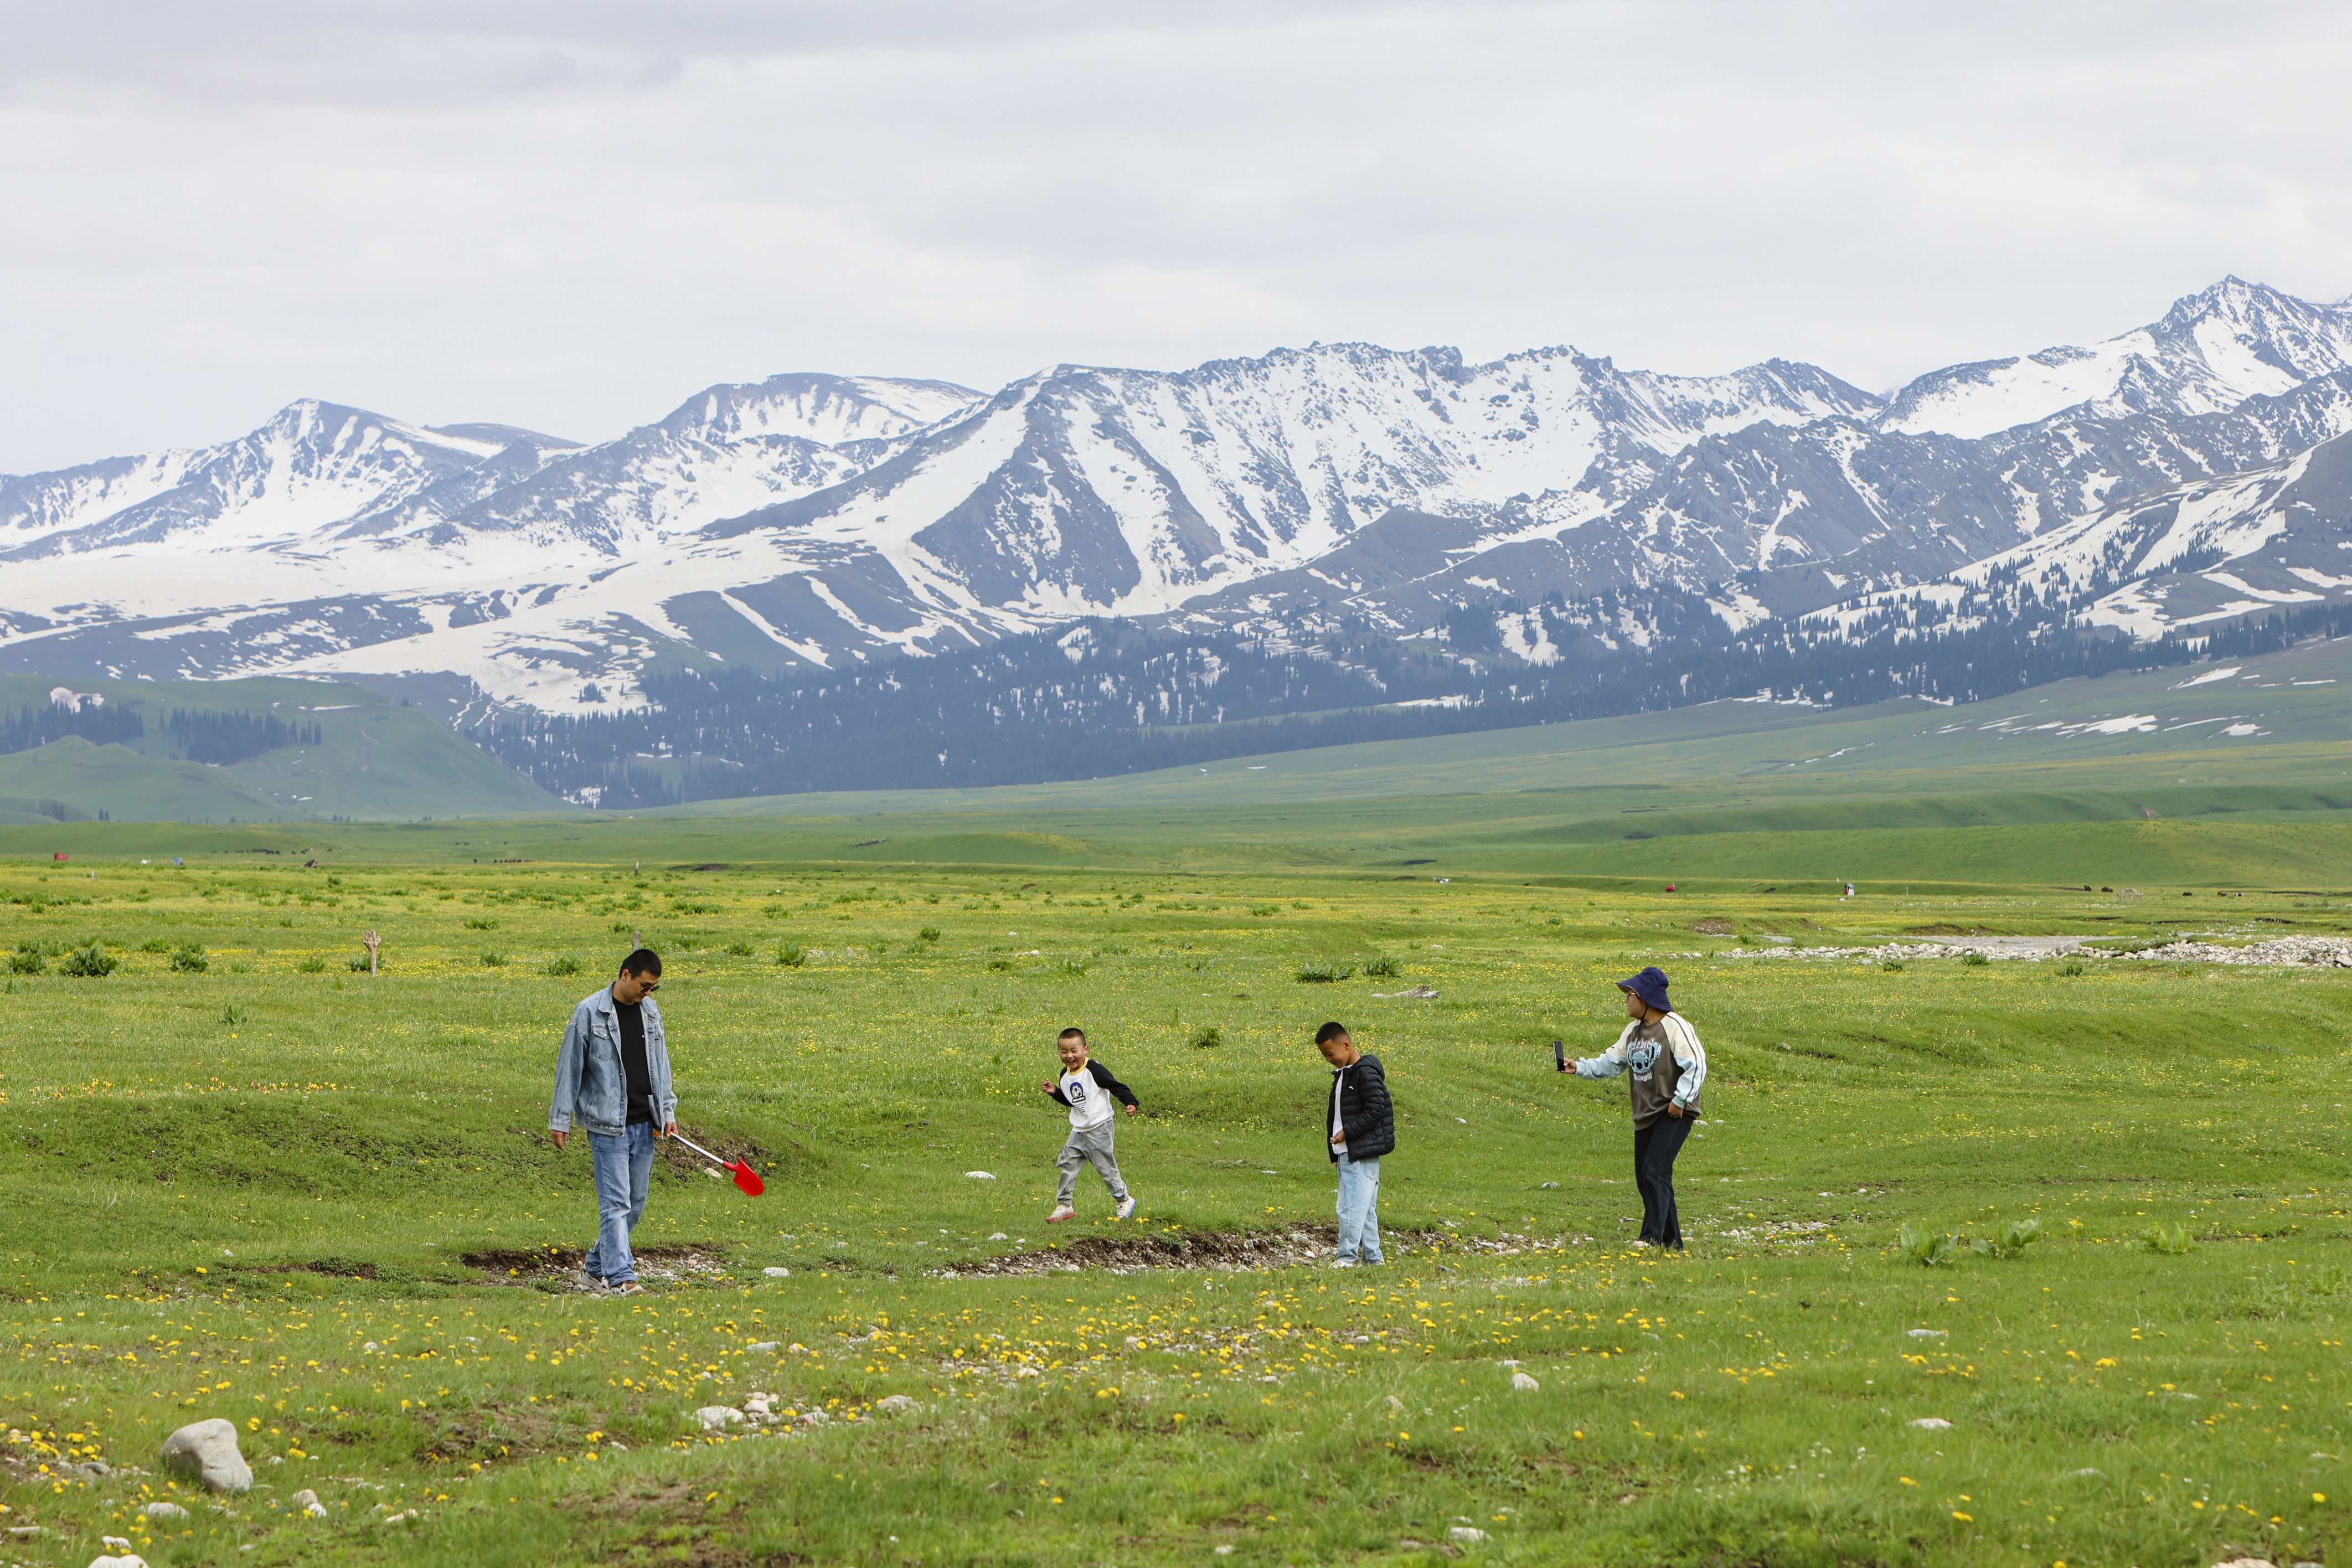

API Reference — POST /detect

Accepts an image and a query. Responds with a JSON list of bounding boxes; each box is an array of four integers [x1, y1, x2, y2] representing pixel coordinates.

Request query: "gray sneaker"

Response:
[[1115, 1195, 1137, 1221]]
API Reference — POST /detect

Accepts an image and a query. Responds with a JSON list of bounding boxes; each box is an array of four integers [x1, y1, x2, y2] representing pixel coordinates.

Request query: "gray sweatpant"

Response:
[[1055, 1122, 1129, 1205]]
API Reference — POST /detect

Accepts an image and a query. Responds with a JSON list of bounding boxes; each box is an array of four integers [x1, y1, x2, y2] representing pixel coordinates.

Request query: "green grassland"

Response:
[[0, 827, 2346, 1565], [0, 675, 557, 824]]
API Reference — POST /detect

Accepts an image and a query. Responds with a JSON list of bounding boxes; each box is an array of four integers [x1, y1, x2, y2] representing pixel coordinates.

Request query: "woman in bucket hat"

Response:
[[1560, 966, 1708, 1250]]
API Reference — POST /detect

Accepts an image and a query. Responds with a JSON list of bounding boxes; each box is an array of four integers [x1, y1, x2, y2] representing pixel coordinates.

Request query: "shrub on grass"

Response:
[[544, 956, 583, 978], [4, 948, 42, 976], [1971, 1217, 2041, 1260], [918, 926, 941, 943], [59, 941, 119, 978], [1961, 951, 1992, 967], [480, 952, 507, 968], [1189, 1025, 1224, 1050], [2140, 1222, 2195, 1255], [1897, 1223, 1959, 1267], [2056, 961, 2087, 977], [295, 956, 327, 974], [1363, 955, 1402, 978], [1296, 961, 1355, 983], [138, 936, 174, 955], [723, 941, 754, 957], [169, 943, 208, 974], [776, 943, 807, 968], [1880, 959, 1905, 972]]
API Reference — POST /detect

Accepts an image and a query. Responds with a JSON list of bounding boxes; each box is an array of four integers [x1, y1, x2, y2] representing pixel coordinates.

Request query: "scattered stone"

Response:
[[2211, 1559, 2279, 1568], [1910, 1417, 1953, 1430], [1372, 986, 1441, 999], [1216, 1546, 1238, 1556], [158, 1419, 253, 1494], [140, 1502, 188, 1521], [798, 1410, 831, 1426], [746, 1340, 780, 1353], [1539, 1181, 1560, 1190], [694, 1406, 745, 1431], [292, 1488, 328, 1517], [964, 1171, 997, 1180], [761, 1267, 791, 1278], [361, 1341, 380, 1353], [874, 1395, 917, 1415], [1449, 1526, 1490, 1544], [381, 1509, 419, 1525], [1385, 1395, 1406, 1411], [2065, 1467, 2106, 1479], [104, 1538, 135, 1552], [1906, 1328, 1947, 1339], [988, 1232, 1009, 1241], [1510, 1371, 1540, 1392], [91, 1552, 149, 1568]]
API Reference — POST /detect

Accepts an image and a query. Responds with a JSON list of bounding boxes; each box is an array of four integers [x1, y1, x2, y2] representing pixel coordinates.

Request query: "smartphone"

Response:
[[1551, 1039, 1566, 1071]]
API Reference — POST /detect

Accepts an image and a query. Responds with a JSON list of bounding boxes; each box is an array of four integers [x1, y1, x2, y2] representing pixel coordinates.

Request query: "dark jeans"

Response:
[[1632, 1114, 1693, 1248]]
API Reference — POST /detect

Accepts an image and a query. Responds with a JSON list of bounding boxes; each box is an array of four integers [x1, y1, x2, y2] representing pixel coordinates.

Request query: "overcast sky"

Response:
[[4, 0, 2349, 471]]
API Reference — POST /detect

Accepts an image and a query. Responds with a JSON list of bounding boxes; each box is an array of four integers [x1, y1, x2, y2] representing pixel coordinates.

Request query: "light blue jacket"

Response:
[[549, 987, 677, 1137]]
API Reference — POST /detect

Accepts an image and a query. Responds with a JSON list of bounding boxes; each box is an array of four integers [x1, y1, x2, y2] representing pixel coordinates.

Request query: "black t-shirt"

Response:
[[615, 999, 653, 1125]]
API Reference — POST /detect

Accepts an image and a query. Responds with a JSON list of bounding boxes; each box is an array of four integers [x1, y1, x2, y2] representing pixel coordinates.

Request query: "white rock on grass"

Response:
[[873, 1395, 917, 1415], [1906, 1329, 1947, 1339], [1910, 1417, 1953, 1430], [140, 1502, 188, 1520], [158, 1419, 253, 1493], [1449, 1526, 1490, 1544], [761, 1267, 791, 1278], [746, 1340, 780, 1353], [2212, 1559, 2281, 1568], [695, 1406, 745, 1431], [1510, 1372, 1540, 1392], [292, 1488, 328, 1517], [90, 1554, 149, 1568], [964, 1171, 996, 1180]]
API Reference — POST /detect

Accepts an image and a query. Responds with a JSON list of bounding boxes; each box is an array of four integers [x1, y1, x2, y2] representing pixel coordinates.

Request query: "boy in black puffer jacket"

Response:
[[1317, 1021, 1394, 1266]]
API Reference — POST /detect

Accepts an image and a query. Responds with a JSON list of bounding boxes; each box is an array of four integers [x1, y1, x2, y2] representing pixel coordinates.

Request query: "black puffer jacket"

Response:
[[1326, 1053, 1396, 1162]]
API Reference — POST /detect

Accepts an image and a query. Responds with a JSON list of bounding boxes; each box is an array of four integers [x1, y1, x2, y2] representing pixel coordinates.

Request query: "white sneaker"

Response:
[[1115, 1195, 1137, 1220], [1046, 1205, 1076, 1224], [1330, 1257, 1357, 1268]]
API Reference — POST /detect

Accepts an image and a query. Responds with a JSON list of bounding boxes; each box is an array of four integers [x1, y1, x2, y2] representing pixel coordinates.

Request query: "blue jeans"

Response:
[[1335, 1153, 1383, 1263], [583, 1122, 657, 1285]]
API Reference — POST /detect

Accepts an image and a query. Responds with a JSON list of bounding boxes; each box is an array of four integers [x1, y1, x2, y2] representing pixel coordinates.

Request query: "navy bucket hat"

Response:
[[1617, 966, 1672, 1014]]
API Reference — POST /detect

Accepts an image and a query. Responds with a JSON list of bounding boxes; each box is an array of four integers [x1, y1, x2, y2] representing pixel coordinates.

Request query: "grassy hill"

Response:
[[0, 673, 560, 822]]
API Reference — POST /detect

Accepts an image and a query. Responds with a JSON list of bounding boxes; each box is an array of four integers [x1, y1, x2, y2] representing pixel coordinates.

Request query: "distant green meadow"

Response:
[[1, 826, 2345, 1565]]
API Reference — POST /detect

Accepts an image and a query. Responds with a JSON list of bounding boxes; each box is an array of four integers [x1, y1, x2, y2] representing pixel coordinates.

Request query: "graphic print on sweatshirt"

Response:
[[1627, 1036, 1660, 1082], [1060, 1067, 1113, 1129]]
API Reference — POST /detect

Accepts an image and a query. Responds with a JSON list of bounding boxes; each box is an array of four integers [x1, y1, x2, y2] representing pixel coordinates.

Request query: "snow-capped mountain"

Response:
[[5, 277, 2352, 719], [1877, 277, 2352, 439]]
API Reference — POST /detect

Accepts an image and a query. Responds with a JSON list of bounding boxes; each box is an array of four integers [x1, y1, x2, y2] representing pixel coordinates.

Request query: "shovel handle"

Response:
[[668, 1131, 729, 1168]]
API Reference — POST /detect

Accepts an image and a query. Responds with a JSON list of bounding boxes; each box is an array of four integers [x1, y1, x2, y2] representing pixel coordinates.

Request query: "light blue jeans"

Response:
[[1335, 1153, 1383, 1263], [583, 1122, 657, 1286]]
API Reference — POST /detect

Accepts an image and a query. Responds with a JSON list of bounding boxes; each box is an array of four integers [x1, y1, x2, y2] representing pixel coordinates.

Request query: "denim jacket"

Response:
[[549, 987, 677, 1136]]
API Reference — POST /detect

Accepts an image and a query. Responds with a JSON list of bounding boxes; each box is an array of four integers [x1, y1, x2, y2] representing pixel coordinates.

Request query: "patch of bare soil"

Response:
[[461, 1242, 727, 1283], [1688, 917, 1736, 935], [936, 1224, 1587, 1278]]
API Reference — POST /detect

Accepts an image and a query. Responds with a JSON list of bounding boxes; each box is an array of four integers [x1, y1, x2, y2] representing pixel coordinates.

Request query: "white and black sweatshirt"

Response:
[[1048, 1059, 1139, 1131]]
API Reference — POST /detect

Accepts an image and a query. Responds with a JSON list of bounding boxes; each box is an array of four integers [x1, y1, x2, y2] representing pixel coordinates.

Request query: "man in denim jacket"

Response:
[[549, 950, 678, 1294]]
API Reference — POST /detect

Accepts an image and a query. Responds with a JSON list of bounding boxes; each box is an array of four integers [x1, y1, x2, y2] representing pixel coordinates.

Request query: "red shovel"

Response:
[[668, 1132, 765, 1196]]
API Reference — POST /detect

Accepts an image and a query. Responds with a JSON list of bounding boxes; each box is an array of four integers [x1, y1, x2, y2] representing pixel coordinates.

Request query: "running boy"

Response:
[[1039, 1027, 1139, 1222], [1560, 967, 1706, 1250]]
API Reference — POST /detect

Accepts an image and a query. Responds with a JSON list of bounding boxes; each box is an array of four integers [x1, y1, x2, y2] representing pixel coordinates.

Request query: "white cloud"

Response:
[[3, 0, 2349, 470]]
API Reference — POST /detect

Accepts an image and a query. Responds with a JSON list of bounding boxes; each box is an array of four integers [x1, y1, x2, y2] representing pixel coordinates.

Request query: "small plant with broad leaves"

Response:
[[1899, 1223, 1960, 1267], [1363, 955, 1402, 978], [5, 947, 42, 976], [169, 943, 208, 974], [544, 956, 583, 978], [1880, 958, 1905, 972], [1961, 951, 1992, 967], [480, 951, 508, 968], [60, 940, 119, 978], [295, 956, 327, 974], [1296, 962, 1356, 984], [2057, 961, 2087, 977], [777, 943, 807, 968], [2139, 1221, 2195, 1255], [918, 926, 941, 943], [1971, 1216, 2041, 1259], [723, 940, 754, 957], [1190, 1025, 1224, 1049]]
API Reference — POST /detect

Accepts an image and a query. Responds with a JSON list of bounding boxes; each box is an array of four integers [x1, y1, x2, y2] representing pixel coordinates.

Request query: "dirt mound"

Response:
[[936, 1223, 1470, 1278], [462, 1242, 724, 1281], [1688, 918, 1736, 935]]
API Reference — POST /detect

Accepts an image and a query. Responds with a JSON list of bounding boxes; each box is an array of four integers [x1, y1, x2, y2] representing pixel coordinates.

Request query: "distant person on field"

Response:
[[1561, 966, 1706, 1251], [1318, 1022, 1394, 1267], [1040, 1027, 1138, 1223], [549, 949, 677, 1295]]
